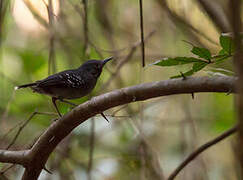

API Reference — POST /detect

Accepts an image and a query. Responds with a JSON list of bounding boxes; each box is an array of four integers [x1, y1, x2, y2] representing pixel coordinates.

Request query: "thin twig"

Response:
[[46, 0, 56, 75], [43, 166, 52, 174], [82, 0, 89, 56], [5, 111, 56, 150], [0, 122, 22, 141], [168, 125, 238, 180], [69, 0, 84, 20], [139, 0, 145, 67], [100, 112, 109, 123], [0, 164, 15, 175], [6, 112, 37, 149], [100, 30, 155, 91], [88, 41, 104, 59], [102, 115, 131, 118]]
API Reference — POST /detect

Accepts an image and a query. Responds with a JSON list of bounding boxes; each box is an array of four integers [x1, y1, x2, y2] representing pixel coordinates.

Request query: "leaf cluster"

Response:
[[152, 34, 235, 78]]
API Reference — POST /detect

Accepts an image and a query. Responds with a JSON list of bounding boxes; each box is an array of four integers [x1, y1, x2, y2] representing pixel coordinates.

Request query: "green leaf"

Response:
[[191, 47, 211, 61], [214, 54, 231, 64], [170, 61, 208, 78], [192, 61, 208, 71], [170, 70, 194, 78], [153, 57, 201, 66], [219, 35, 235, 55], [218, 49, 226, 55]]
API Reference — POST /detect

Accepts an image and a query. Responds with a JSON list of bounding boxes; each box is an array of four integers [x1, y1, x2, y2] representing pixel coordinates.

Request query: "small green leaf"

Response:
[[218, 49, 226, 55], [191, 47, 211, 61], [214, 54, 231, 64], [170, 70, 194, 78], [220, 35, 235, 55], [192, 61, 208, 71], [170, 61, 208, 79], [212, 54, 227, 59], [153, 57, 201, 66]]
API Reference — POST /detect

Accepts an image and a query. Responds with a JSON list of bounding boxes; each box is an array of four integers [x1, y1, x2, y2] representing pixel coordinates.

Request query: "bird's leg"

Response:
[[58, 99, 77, 107], [52, 97, 62, 117]]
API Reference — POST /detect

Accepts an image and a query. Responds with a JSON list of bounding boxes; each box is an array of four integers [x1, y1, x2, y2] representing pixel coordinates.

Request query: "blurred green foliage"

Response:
[[0, 0, 238, 179]]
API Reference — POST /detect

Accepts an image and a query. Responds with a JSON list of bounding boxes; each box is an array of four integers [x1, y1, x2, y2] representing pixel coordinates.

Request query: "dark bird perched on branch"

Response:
[[16, 57, 113, 120]]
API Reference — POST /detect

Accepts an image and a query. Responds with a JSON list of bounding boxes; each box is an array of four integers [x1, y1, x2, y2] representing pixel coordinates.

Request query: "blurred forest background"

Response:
[[0, 0, 238, 179]]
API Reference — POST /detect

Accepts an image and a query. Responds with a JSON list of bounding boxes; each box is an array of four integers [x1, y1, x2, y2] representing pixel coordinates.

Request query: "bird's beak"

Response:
[[102, 57, 113, 66]]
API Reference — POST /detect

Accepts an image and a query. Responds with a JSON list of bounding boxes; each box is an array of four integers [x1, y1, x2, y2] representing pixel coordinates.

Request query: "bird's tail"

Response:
[[15, 83, 38, 90]]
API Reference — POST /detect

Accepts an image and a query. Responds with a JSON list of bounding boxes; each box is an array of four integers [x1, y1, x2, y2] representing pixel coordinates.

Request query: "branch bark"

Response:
[[0, 76, 236, 179], [0, 150, 30, 165], [230, 0, 243, 176]]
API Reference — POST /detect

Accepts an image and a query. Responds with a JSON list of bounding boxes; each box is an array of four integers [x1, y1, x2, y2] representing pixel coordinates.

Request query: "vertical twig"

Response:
[[46, 0, 56, 75], [87, 118, 95, 180], [138, 2, 147, 178], [100, 30, 155, 92], [5, 111, 57, 150], [139, 0, 145, 67], [82, 1, 93, 178], [230, 0, 243, 177], [82, 0, 89, 57]]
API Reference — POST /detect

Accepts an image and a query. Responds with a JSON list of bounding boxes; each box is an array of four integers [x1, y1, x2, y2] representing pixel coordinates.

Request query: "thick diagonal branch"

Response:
[[0, 76, 235, 179], [20, 76, 235, 179]]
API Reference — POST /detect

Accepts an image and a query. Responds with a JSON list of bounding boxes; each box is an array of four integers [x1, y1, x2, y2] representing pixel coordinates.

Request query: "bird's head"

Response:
[[79, 57, 113, 78]]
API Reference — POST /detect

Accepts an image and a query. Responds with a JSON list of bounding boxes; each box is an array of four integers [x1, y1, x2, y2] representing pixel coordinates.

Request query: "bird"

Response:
[[15, 57, 113, 119]]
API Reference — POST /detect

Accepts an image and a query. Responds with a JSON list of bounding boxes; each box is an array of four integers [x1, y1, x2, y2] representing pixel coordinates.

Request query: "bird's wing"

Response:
[[38, 70, 86, 88]]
